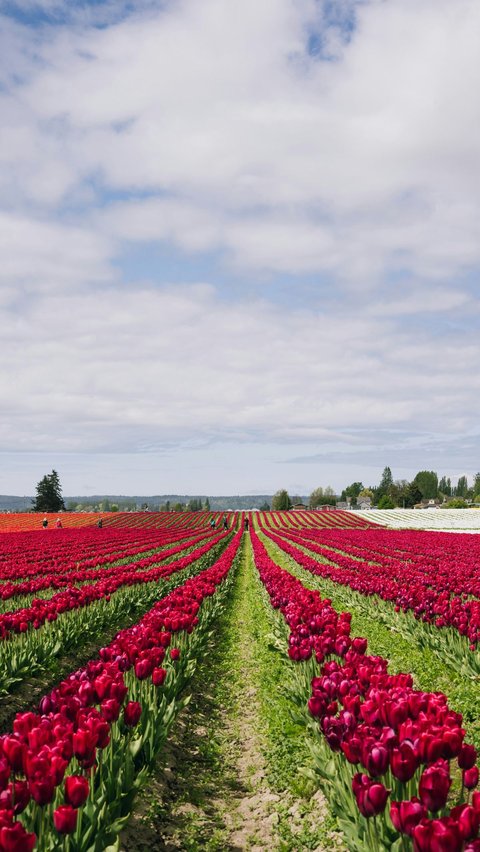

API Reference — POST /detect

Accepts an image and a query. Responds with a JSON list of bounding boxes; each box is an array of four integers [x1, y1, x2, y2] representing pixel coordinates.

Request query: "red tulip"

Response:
[[464, 766, 479, 790], [390, 798, 427, 836], [459, 744, 477, 770], [53, 804, 78, 834], [391, 741, 419, 783], [419, 763, 451, 812], [0, 821, 36, 852], [123, 701, 142, 727], [413, 817, 463, 852], [64, 775, 89, 808], [152, 667, 167, 686]]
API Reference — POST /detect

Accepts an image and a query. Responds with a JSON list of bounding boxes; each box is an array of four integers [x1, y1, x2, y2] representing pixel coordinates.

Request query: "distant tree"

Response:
[[438, 476, 452, 498], [413, 471, 438, 500], [358, 488, 374, 501], [404, 482, 423, 508], [32, 470, 65, 513], [272, 489, 292, 511], [309, 487, 336, 509], [66, 500, 78, 512], [173, 502, 185, 512], [376, 467, 393, 500], [377, 494, 395, 510], [165, 500, 171, 512], [205, 497, 211, 511], [110, 504, 119, 512], [259, 501, 271, 511], [444, 498, 468, 509], [340, 482, 363, 507], [455, 475, 469, 498]]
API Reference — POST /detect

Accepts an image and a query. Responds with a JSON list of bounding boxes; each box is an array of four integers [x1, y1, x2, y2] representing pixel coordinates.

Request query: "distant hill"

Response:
[[0, 494, 309, 511]]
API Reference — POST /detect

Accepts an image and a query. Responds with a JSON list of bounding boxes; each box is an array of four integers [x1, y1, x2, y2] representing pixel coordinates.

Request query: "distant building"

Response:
[[358, 498, 372, 510], [291, 503, 307, 511], [414, 499, 441, 510]]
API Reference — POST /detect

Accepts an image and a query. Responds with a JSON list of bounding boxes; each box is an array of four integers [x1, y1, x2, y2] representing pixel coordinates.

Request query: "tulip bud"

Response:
[[123, 701, 142, 727], [419, 763, 451, 812], [64, 775, 89, 808], [464, 766, 479, 790], [53, 805, 78, 835]]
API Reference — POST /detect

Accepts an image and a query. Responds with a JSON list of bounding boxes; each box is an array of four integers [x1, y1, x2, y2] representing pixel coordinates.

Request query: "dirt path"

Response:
[[120, 539, 343, 851]]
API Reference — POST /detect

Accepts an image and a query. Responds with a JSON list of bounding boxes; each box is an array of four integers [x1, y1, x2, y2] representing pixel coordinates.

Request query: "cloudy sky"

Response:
[[1, 0, 479, 496]]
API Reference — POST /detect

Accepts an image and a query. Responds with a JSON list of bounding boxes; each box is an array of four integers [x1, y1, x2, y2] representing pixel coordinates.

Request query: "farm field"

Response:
[[356, 507, 480, 532], [0, 511, 479, 850]]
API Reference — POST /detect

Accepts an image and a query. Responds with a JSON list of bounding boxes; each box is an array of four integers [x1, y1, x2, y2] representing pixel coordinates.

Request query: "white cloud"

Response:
[[2, 0, 479, 279], [1, 281, 479, 455]]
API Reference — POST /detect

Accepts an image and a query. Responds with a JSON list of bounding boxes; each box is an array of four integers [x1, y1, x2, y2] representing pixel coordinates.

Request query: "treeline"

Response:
[[272, 469, 480, 511]]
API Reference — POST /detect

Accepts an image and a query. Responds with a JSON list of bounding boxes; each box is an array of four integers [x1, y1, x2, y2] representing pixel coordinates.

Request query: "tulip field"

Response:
[[0, 511, 479, 850]]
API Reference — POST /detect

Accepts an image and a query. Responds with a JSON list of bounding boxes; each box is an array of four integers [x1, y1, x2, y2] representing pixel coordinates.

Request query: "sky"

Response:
[[0, 0, 479, 497]]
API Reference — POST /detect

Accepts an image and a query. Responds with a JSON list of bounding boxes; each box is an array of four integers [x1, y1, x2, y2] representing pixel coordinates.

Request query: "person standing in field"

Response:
[[223, 517, 228, 531], [244, 516, 249, 531], [42, 516, 48, 529], [97, 518, 103, 528], [55, 518, 62, 529]]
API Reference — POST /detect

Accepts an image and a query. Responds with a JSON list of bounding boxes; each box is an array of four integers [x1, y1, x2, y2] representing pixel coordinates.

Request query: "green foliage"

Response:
[[259, 500, 271, 511], [402, 481, 422, 507], [413, 470, 438, 499], [377, 494, 395, 509], [455, 475, 469, 497], [309, 487, 336, 509], [32, 469, 65, 513], [439, 475, 452, 497], [443, 498, 469, 509], [272, 489, 292, 511], [375, 466, 393, 501], [340, 482, 363, 506]]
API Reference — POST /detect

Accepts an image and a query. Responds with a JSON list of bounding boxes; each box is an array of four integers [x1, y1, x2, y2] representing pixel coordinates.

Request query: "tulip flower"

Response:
[[0, 821, 36, 852], [464, 766, 480, 790], [412, 817, 463, 852], [53, 805, 78, 835], [123, 702, 142, 727], [418, 762, 452, 812], [390, 798, 427, 836], [64, 775, 89, 808]]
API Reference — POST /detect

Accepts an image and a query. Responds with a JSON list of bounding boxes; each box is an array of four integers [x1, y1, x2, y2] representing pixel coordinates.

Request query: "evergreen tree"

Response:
[[32, 470, 66, 513], [455, 475, 468, 498], [204, 497, 211, 511], [376, 467, 393, 500]]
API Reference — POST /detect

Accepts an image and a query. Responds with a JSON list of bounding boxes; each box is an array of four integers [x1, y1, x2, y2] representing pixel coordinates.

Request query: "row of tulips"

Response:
[[0, 530, 243, 850], [250, 526, 480, 851], [0, 529, 219, 605], [260, 510, 378, 531], [0, 531, 229, 640], [0, 533, 232, 696], [259, 523, 480, 659], [0, 526, 206, 585]]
